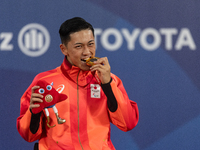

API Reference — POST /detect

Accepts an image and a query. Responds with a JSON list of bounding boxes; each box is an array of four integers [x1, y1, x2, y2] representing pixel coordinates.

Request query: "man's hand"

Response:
[[29, 86, 43, 110], [90, 57, 111, 84]]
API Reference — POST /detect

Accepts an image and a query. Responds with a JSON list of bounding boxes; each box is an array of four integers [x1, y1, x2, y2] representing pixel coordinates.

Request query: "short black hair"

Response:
[[59, 17, 94, 45]]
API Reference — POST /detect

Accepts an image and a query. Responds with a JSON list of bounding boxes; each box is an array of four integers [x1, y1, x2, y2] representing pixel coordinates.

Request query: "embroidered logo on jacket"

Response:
[[56, 84, 65, 93], [90, 84, 101, 98]]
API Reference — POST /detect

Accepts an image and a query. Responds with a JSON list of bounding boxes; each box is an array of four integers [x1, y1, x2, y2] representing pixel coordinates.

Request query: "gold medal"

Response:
[[45, 94, 53, 102]]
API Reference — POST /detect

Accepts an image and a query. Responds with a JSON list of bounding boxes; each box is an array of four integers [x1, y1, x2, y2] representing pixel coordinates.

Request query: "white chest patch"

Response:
[[90, 84, 101, 98]]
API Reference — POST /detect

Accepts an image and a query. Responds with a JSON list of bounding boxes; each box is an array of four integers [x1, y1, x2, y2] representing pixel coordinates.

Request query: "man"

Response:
[[17, 17, 139, 150]]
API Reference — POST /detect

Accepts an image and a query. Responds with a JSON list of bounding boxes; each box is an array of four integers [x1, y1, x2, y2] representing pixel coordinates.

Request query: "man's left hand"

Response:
[[90, 57, 111, 84]]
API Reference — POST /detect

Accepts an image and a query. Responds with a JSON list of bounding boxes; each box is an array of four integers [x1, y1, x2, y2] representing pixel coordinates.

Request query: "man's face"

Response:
[[60, 29, 96, 71]]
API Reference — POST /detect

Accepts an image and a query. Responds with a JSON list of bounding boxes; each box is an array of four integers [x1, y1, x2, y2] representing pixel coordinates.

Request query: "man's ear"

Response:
[[60, 44, 68, 56]]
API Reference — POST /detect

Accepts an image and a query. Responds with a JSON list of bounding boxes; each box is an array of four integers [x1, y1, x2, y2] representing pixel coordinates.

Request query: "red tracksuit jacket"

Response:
[[17, 57, 139, 150]]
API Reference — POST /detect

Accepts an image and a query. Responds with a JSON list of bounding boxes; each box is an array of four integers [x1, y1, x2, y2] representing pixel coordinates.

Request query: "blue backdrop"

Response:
[[1, 0, 200, 149]]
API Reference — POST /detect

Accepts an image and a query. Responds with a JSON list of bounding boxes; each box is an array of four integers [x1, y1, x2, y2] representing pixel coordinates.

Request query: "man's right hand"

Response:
[[29, 86, 43, 111]]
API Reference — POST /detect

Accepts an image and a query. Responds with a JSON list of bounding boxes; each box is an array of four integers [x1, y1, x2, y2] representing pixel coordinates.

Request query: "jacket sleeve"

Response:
[[103, 74, 139, 132], [16, 78, 44, 142]]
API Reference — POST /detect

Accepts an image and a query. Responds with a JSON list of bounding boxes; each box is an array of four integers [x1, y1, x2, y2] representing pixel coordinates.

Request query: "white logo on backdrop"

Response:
[[18, 23, 50, 57], [94, 28, 196, 51]]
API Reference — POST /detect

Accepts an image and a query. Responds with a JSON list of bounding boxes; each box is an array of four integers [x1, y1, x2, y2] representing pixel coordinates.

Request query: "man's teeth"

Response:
[[81, 59, 87, 62], [82, 58, 90, 62]]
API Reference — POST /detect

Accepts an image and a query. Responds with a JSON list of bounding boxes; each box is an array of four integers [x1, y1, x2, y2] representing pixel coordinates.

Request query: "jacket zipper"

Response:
[[77, 70, 84, 150]]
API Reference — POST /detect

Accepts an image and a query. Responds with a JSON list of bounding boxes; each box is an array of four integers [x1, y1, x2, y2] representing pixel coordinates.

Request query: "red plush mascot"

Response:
[[32, 80, 68, 128]]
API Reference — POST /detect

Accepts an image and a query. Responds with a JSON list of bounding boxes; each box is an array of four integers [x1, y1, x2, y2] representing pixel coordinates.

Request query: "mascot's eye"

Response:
[[39, 88, 45, 94], [46, 85, 52, 91]]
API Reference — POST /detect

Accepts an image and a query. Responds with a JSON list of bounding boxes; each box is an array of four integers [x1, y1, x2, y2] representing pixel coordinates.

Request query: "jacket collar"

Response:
[[60, 57, 95, 87]]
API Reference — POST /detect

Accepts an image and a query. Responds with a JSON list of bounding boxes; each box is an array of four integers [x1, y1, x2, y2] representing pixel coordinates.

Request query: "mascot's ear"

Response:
[[31, 80, 68, 114]]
